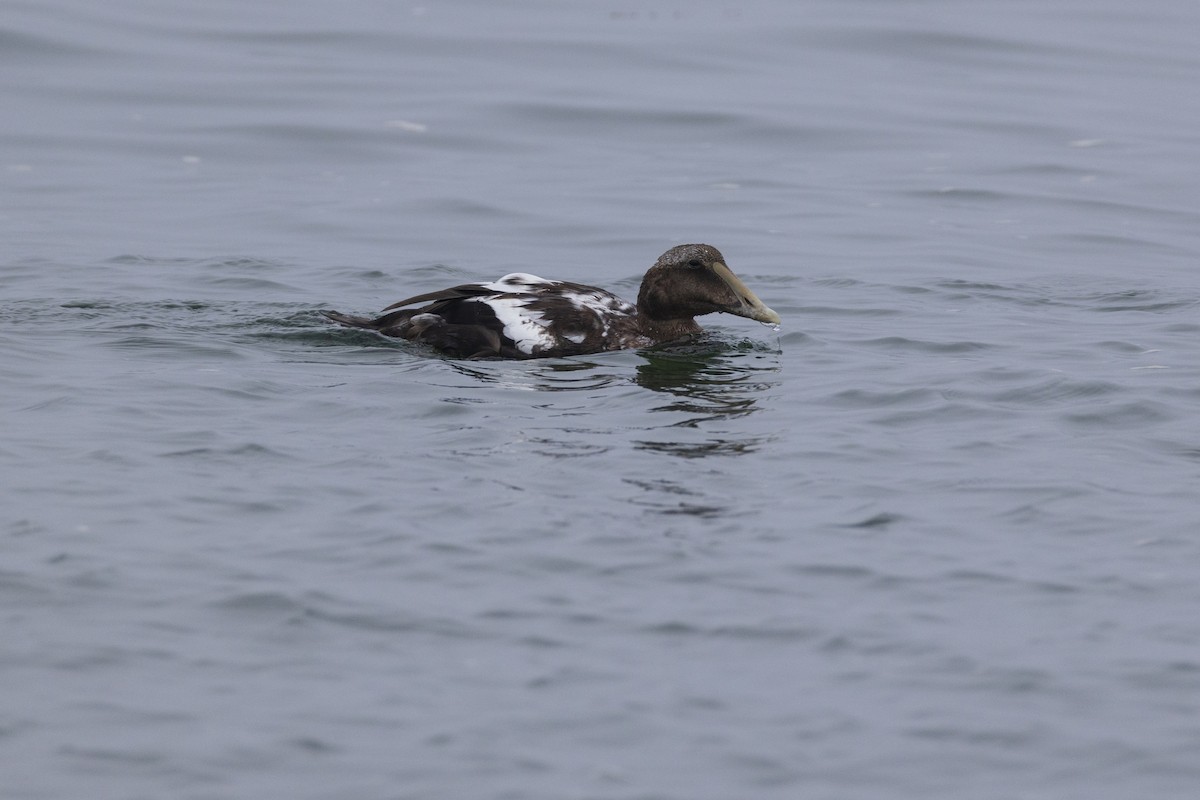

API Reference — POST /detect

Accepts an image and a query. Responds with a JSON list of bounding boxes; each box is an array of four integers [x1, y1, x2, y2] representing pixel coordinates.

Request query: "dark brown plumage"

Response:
[[323, 244, 780, 359]]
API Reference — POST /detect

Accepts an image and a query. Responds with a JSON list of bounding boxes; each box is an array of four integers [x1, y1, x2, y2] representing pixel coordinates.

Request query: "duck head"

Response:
[[637, 244, 781, 326]]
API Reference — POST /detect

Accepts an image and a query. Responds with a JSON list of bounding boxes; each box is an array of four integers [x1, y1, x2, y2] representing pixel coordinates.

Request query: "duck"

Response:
[[322, 243, 780, 359]]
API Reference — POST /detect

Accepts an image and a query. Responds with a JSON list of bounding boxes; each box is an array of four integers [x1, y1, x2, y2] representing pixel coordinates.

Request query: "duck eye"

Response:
[[687, 259, 703, 268]]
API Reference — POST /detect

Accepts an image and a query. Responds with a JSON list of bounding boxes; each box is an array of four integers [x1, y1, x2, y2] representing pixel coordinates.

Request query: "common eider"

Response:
[[322, 243, 780, 359]]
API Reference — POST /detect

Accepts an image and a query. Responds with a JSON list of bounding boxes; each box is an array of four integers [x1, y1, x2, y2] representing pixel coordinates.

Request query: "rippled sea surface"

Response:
[[5, 1, 1200, 798]]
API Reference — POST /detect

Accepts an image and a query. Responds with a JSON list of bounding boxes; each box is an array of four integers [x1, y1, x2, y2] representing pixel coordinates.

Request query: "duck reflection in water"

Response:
[[633, 338, 781, 458]]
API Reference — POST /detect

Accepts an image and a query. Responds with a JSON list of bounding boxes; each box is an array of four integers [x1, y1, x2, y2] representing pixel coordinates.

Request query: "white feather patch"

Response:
[[557, 289, 635, 339], [482, 297, 557, 354], [483, 273, 556, 292], [558, 289, 635, 316]]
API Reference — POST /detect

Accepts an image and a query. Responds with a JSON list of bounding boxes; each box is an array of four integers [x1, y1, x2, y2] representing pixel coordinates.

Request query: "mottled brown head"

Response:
[[636, 244, 781, 325]]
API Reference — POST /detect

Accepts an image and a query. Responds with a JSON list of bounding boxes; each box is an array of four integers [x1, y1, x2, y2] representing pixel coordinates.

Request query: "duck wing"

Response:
[[324, 280, 532, 357], [325, 274, 641, 358], [380, 282, 499, 312]]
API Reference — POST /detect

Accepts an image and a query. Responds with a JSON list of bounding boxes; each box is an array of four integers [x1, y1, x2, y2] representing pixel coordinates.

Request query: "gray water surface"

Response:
[[4, 1, 1200, 798]]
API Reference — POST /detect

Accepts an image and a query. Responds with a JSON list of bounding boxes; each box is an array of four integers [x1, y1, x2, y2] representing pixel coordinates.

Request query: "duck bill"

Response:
[[713, 262, 782, 325]]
